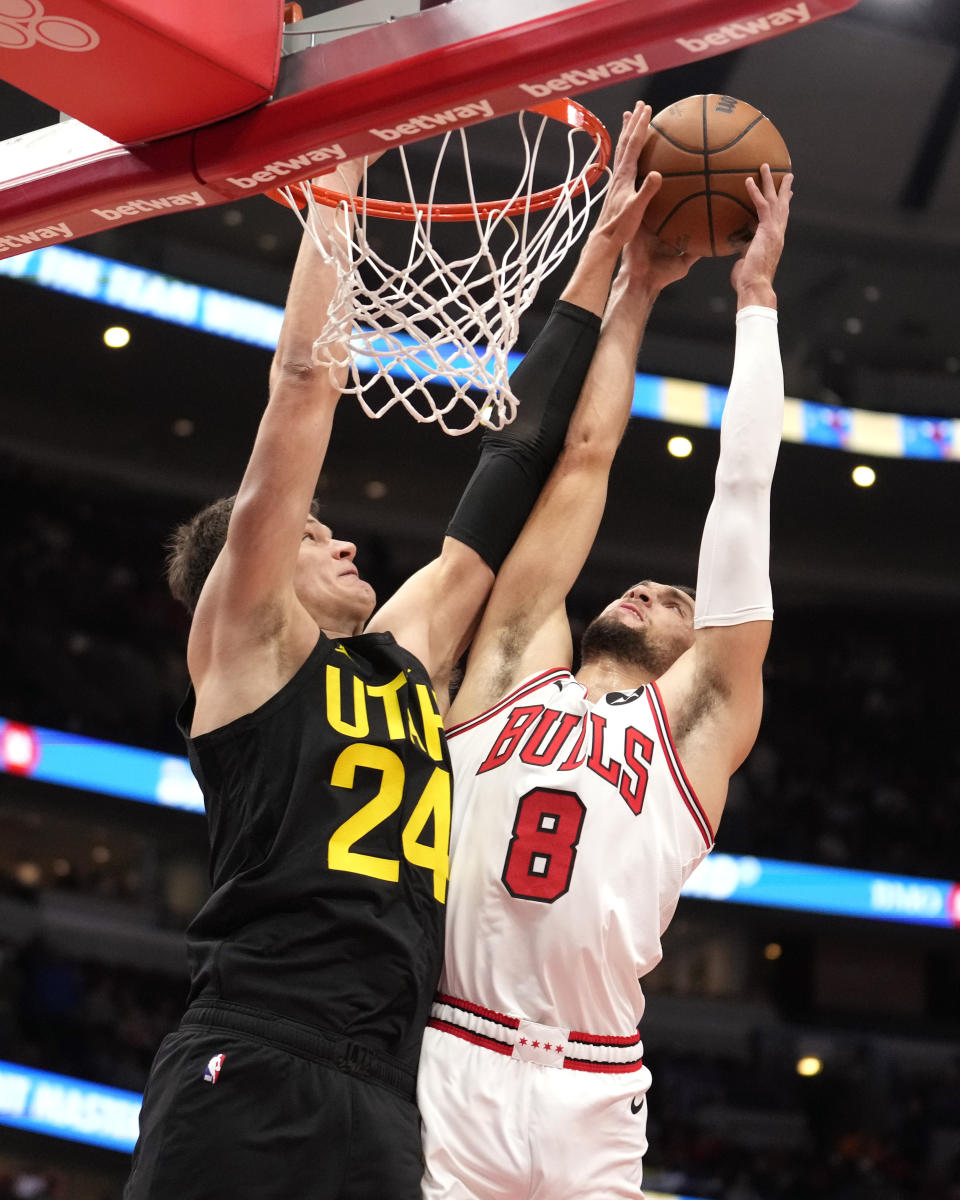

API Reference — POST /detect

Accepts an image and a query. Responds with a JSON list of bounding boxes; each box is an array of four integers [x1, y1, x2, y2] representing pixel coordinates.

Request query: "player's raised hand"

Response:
[[731, 164, 793, 305], [622, 222, 701, 293], [591, 102, 665, 252]]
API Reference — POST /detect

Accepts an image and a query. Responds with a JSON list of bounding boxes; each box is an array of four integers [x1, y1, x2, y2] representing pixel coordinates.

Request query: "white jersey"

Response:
[[442, 668, 714, 1037]]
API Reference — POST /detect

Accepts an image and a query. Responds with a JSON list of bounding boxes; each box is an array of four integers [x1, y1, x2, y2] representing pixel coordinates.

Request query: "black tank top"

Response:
[[177, 631, 451, 1071]]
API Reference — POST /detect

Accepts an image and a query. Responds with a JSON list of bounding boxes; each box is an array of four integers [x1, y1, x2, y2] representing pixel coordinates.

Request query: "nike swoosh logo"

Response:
[[630, 1096, 645, 1114]]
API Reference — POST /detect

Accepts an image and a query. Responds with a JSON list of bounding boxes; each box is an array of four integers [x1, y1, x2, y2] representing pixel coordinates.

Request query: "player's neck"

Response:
[[318, 616, 366, 641], [575, 657, 655, 704], [311, 605, 367, 642], [308, 597, 369, 641]]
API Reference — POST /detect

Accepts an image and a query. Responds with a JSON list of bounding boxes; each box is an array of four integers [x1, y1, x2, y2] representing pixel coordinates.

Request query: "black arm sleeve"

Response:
[[445, 299, 601, 571]]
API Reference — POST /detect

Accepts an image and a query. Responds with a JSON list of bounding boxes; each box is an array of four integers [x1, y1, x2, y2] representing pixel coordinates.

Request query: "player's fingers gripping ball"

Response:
[[637, 94, 791, 257]]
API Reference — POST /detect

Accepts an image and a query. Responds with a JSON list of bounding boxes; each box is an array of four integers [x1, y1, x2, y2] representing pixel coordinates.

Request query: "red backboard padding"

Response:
[[0, 0, 861, 258], [0, 0, 283, 143]]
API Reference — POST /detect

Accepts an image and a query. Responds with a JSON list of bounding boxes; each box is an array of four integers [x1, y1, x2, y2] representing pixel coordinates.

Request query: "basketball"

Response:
[[637, 94, 791, 257]]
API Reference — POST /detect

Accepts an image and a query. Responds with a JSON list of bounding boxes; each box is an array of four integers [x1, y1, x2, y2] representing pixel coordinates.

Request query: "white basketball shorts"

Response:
[[418, 1000, 652, 1200]]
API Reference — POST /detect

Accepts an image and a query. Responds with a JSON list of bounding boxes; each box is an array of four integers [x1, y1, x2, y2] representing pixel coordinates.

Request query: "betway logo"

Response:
[[92, 191, 206, 221], [677, 2, 810, 53], [520, 53, 649, 99], [228, 144, 348, 188], [371, 100, 494, 142], [0, 220, 72, 252]]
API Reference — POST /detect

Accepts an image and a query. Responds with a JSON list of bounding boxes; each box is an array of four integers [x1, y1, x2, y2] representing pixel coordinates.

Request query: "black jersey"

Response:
[[176, 631, 451, 1073]]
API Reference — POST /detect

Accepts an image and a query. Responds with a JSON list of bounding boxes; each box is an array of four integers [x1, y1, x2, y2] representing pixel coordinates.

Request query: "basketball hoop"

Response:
[[266, 99, 611, 435]]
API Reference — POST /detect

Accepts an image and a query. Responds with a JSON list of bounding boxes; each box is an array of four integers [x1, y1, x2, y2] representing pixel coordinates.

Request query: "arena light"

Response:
[[0, 722, 39, 774], [0, 1059, 141, 1152], [0, 245, 283, 349], [796, 1056, 823, 1077], [3, 246, 960, 461], [667, 435, 693, 458], [3, 716, 958, 929], [852, 464, 877, 487], [103, 324, 130, 348], [681, 852, 960, 929], [0, 717, 203, 813]]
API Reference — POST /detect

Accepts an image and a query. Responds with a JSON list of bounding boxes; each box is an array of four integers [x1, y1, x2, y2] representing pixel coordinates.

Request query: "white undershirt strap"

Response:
[[694, 305, 783, 629]]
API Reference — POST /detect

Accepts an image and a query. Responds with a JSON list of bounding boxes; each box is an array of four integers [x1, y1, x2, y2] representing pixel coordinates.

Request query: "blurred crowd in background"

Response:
[[3, 455, 958, 878], [1, 933, 959, 1199], [2, 455, 959, 1200]]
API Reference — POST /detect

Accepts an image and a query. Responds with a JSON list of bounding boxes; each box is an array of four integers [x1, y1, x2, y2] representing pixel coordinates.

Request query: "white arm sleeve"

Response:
[[694, 305, 783, 630]]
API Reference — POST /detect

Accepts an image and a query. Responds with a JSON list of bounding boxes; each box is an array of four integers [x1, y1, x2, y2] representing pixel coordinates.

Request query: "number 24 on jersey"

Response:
[[327, 743, 451, 902]]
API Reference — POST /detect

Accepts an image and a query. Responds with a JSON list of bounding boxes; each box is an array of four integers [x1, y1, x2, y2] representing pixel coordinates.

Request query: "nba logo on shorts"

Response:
[[203, 1054, 226, 1084]]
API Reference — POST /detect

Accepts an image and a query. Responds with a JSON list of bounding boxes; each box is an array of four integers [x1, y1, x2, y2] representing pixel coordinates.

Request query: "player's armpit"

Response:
[[447, 604, 573, 725], [656, 621, 768, 827], [367, 538, 494, 687]]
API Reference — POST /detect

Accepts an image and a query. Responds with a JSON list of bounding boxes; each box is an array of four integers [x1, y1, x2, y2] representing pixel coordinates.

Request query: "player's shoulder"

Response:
[[447, 667, 574, 738]]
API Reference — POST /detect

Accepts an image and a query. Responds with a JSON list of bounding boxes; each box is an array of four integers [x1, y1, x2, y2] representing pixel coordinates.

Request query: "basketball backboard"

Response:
[[0, 0, 861, 259], [0, 0, 284, 141]]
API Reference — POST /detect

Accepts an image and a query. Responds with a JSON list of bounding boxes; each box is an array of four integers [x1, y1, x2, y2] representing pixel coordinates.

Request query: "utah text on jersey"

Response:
[[327, 649, 445, 761], [325, 649, 451, 903]]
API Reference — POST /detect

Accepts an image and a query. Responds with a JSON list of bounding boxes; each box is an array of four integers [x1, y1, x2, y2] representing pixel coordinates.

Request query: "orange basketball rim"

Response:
[[266, 98, 612, 221]]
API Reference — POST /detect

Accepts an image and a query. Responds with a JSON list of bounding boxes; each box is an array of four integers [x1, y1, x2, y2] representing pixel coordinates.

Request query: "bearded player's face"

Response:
[[580, 581, 694, 677]]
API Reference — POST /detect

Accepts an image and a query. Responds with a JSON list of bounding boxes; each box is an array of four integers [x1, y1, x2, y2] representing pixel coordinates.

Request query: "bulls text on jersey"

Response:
[[476, 700, 654, 816]]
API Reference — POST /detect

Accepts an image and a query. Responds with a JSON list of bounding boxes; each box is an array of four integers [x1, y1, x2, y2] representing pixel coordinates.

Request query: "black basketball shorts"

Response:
[[124, 1002, 423, 1200]]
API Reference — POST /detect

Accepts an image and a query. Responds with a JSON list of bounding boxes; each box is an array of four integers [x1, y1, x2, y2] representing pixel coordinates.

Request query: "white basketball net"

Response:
[[278, 110, 610, 436]]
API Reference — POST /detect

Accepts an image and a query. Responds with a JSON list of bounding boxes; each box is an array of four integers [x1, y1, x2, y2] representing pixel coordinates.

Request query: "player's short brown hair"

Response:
[[165, 495, 324, 614], [165, 495, 237, 614]]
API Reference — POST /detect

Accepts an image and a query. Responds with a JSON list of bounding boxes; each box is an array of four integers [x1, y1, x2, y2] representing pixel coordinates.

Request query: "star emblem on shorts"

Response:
[[532, 1040, 540, 1048], [555, 1044, 564, 1054], [518, 1037, 527, 1046]]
